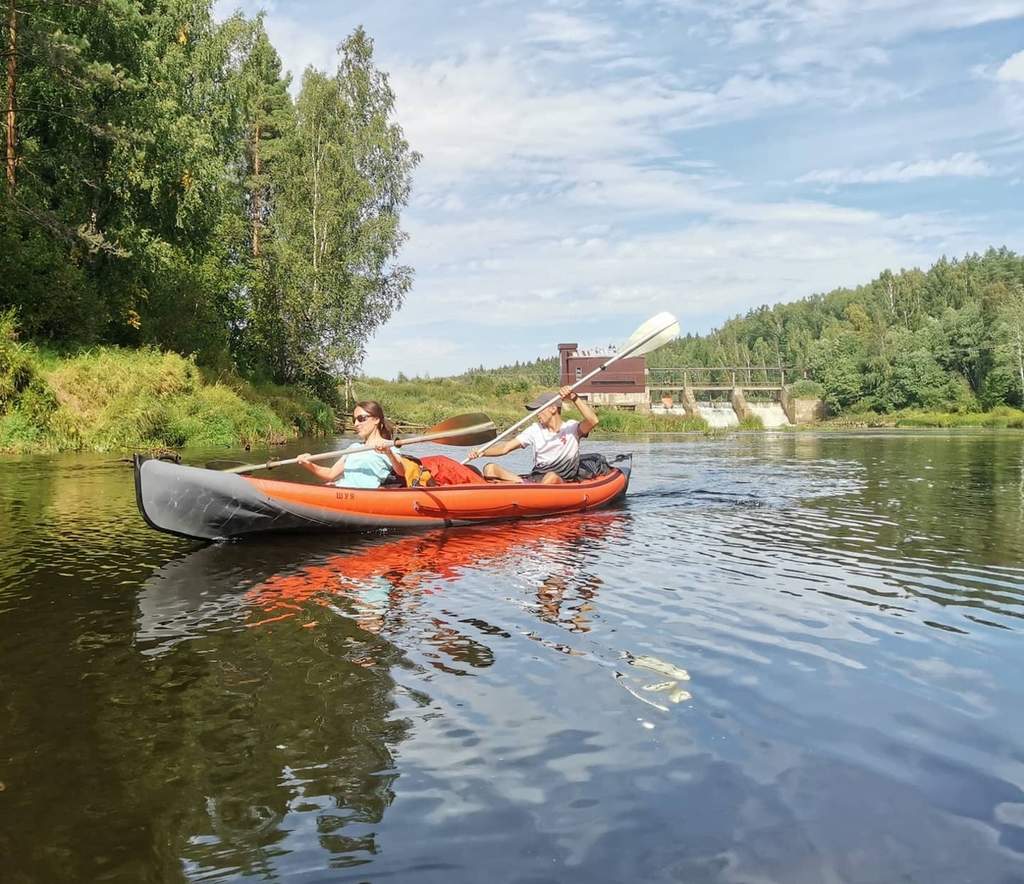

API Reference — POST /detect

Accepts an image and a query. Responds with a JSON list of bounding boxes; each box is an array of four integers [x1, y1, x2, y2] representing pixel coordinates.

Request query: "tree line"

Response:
[[471, 248, 1024, 416], [651, 248, 1024, 413], [0, 0, 418, 400]]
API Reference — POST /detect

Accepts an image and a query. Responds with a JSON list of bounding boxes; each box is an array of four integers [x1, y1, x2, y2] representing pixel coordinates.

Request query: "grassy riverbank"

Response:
[[820, 407, 1024, 429], [1, 316, 334, 454]]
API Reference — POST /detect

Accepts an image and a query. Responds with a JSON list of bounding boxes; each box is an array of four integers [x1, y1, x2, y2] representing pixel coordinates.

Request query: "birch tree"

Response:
[[266, 27, 419, 394], [995, 283, 1024, 403]]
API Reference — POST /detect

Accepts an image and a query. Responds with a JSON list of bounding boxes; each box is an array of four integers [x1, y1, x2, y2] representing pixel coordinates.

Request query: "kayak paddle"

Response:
[[221, 412, 497, 475], [463, 310, 680, 462]]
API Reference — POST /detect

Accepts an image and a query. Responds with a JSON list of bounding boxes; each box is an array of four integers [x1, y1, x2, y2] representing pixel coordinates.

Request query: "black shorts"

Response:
[[521, 467, 579, 483]]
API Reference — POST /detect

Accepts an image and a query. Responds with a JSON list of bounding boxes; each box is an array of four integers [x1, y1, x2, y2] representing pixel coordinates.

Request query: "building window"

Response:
[[575, 366, 582, 379]]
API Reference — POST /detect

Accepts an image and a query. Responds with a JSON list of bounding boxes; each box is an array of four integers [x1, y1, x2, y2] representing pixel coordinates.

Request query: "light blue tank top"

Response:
[[331, 442, 399, 489]]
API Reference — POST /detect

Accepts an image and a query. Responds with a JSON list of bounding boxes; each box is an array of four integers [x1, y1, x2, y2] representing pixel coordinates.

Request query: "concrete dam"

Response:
[[648, 367, 819, 428]]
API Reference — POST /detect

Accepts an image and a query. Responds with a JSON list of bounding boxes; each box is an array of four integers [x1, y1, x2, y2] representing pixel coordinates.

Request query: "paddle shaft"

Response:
[[227, 421, 494, 474], [463, 320, 670, 462]]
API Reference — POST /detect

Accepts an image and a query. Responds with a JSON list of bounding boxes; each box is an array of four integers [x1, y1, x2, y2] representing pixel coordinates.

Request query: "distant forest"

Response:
[[468, 249, 1024, 414]]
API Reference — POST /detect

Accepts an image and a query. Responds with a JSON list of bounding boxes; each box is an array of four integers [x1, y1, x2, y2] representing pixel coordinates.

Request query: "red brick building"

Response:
[[558, 343, 648, 409]]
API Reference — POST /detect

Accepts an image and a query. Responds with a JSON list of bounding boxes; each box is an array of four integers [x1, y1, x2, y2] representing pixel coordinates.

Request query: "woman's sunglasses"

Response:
[[354, 414, 373, 423]]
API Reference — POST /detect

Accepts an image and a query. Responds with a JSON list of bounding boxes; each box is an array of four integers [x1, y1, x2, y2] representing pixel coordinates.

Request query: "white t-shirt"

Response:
[[517, 419, 582, 480]]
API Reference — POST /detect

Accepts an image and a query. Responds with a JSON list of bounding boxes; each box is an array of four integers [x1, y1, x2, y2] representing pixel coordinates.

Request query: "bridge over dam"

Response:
[[647, 367, 809, 428]]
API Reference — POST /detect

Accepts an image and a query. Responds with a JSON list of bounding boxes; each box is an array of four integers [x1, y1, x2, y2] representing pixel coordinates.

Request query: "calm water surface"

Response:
[[2, 433, 1024, 883]]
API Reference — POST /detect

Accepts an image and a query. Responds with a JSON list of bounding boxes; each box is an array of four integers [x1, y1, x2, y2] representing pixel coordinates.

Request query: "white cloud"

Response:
[[525, 11, 614, 47], [389, 55, 697, 189], [774, 45, 890, 74], [649, 0, 1024, 46], [389, 52, 903, 202], [798, 152, 994, 185], [997, 49, 1024, 83], [730, 19, 766, 46]]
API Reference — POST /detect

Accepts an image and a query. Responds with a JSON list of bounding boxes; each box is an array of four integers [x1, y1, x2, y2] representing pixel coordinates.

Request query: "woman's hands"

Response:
[[297, 452, 345, 478], [559, 384, 578, 403]]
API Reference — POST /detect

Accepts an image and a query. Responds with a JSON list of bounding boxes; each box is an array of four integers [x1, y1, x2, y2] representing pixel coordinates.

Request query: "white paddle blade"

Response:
[[622, 311, 680, 357]]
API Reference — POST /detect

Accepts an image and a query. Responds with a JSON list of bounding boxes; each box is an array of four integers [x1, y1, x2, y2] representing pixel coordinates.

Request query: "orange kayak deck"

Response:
[[134, 455, 631, 541]]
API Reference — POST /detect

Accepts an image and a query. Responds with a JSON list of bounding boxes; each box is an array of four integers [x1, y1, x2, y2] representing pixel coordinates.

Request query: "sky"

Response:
[[213, 0, 1024, 379]]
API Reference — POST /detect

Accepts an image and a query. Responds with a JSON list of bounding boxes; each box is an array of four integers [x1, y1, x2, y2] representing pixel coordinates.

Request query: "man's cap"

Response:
[[525, 392, 561, 411]]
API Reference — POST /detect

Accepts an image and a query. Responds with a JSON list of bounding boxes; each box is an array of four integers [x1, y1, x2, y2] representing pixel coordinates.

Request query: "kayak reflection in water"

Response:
[[244, 515, 622, 661], [295, 399, 404, 488], [467, 385, 600, 484]]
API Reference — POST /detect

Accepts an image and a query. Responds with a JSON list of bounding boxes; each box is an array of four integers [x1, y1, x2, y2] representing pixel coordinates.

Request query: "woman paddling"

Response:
[[467, 385, 599, 484], [296, 400, 404, 488]]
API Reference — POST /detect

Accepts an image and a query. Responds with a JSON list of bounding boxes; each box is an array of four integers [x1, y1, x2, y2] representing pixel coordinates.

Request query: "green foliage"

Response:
[[0, 310, 39, 411], [893, 408, 1024, 428], [738, 414, 764, 430], [1, 5, 417, 398], [43, 348, 331, 450], [0, 323, 335, 452], [872, 331, 951, 411], [807, 336, 864, 412], [0, 410, 44, 451], [257, 28, 420, 395], [657, 248, 1024, 415], [593, 410, 709, 433], [355, 375, 539, 428], [238, 380, 336, 436], [787, 379, 824, 398]]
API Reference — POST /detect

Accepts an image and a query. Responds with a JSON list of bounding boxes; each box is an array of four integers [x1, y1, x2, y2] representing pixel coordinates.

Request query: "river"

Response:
[[1, 432, 1023, 883]]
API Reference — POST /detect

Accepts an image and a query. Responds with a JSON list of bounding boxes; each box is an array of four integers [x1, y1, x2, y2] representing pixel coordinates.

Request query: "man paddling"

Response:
[[467, 385, 599, 484]]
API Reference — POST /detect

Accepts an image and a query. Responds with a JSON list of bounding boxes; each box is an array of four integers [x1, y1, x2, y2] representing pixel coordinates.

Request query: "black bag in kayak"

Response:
[[576, 453, 612, 480]]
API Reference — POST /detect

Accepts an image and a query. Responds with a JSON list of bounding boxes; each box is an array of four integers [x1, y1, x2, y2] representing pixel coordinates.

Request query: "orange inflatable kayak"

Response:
[[134, 454, 631, 541]]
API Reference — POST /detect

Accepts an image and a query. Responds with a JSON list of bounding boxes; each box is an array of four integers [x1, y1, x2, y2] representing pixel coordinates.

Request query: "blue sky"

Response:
[[214, 0, 1024, 378]]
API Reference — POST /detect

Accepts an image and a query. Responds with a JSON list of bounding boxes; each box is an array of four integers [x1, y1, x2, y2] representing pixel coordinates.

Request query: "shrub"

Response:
[[593, 409, 709, 433], [787, 379, 824, 399], [0, 309, 46, 413], [0, 411, 42, 451], [0, 333, 337, 452]]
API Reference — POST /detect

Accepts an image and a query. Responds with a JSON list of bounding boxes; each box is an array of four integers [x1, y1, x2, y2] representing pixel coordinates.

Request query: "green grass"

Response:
[[0, 316, 335, 453], [355, 376, 546, 428], [590, 409, 709, 433], [894, 407, 1024, 428], [822, 407, 1024, 429]]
